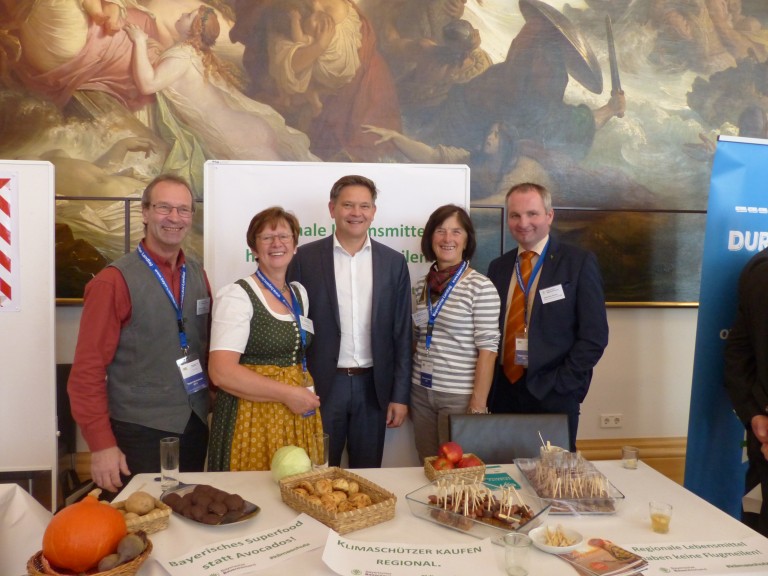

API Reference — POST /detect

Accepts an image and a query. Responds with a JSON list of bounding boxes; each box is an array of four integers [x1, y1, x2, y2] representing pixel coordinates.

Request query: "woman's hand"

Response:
[[125, 23, 148, 44], [466, 403, 489, 414], [284, 385, 321, 415]]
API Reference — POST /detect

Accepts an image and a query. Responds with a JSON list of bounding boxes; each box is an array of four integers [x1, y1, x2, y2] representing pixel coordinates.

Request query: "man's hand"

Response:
[[91, 446, 130, 492], [751, 415, 768, 461], [386, 402, 408, 428], [752, 414, 768, 443]]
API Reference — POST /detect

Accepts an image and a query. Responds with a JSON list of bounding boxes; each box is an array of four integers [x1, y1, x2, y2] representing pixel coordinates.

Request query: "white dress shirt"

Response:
[[333, 234, 374, 368]]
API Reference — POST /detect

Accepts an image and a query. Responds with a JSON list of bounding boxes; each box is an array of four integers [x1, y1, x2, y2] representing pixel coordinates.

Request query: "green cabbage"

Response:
[[270, 445, 312, 482]]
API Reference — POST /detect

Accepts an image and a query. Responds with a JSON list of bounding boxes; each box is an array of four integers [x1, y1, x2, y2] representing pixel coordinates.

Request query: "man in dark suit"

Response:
[[487, 182, 608, 450], [724, 248, 768, 537], [288, 174, 412, 467]]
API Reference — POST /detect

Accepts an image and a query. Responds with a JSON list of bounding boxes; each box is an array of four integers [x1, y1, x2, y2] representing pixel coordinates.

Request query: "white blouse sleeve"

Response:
[[210, 281, 253, 353]]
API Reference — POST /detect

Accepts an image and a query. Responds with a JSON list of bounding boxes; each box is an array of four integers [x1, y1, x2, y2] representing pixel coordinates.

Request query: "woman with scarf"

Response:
[[410, 205, 500, 462]]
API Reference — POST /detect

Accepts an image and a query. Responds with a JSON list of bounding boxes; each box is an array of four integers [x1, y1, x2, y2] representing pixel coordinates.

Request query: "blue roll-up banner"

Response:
[[685, 136, 768, 517]]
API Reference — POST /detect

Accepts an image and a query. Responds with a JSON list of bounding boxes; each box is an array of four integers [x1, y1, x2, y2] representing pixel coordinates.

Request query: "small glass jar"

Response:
[[621, 446, 639, 469]]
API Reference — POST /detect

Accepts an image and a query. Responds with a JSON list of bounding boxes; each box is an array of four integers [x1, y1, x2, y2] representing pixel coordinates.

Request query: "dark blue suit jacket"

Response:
[[488, 234, 608, 402], [287, 236, 413, 409]]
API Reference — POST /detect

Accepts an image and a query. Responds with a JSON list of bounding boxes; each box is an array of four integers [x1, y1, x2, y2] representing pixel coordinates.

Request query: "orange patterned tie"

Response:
[[503, 250, 534, 383]]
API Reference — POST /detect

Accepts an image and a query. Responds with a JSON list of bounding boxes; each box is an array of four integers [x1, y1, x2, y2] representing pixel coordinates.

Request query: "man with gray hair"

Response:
[[68, 174, 211, 492]]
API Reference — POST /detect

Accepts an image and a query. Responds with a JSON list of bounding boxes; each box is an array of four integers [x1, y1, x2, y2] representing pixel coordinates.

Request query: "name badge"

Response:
[[412, 309, 429, 328], [303, 385, 316, 418], [420, 358, 434, 388], [300, 315, 314, 334], [176, 353, 208, 394], [196, 297, 211, 315], [540, 284, 565, 304], [514, 332, 529, 367]]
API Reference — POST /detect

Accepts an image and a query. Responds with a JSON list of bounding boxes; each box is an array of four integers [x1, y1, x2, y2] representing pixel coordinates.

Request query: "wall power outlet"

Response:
[[600, 413, 623, 428]]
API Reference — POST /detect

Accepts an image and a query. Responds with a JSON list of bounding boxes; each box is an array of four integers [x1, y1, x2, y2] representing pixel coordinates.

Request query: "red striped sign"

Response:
[[0, 177, 13, 305]]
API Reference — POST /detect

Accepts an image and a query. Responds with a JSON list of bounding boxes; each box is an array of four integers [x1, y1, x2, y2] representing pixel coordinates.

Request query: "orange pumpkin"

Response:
[[42, 495, 127, 572]]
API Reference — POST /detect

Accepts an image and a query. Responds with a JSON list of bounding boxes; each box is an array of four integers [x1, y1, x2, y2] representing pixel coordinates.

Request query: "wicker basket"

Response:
[[111, 498, 171, 534], [27, 538, 152, 576], [279, 467, 396, 534], [424, 454, 486, 482]]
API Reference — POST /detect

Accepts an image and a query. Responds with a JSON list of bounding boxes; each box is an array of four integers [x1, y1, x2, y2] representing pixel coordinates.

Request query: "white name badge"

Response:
[[196, 297, 211, 315], [540, 284, 565, 304], [303, 385, 316, 417], [300, 315, 314, 334], [176, 353, 208, 394], [412, 309, 429, 328], [420, 358, 434, 388], [514, 332, 529, 367]]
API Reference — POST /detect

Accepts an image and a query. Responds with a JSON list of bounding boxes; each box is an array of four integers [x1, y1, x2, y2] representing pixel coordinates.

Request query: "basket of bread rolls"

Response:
[[279, 467, 396, 534]]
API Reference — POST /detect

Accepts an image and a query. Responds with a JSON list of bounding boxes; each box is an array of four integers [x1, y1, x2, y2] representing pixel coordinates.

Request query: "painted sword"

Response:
[[605, 14, 624, 119]]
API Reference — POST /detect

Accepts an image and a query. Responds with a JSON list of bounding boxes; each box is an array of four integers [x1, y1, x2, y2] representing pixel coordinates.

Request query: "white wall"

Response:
[[581, 307, 697, 439], [57, 306, 699, 464]]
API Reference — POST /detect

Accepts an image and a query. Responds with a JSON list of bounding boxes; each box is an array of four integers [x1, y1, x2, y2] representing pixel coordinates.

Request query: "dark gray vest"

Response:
[[106, 250, 209, 433]]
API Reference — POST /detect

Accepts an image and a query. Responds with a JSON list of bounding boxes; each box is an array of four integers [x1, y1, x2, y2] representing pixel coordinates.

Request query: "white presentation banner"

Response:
[[203, 161, 470, 294]]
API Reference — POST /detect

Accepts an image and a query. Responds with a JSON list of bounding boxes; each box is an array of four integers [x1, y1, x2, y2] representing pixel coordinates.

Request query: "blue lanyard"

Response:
[[425, 260, 468, 352], [255, 268, 307, 373], [137, 243, 188, 353], [515, 240, 550, 327]]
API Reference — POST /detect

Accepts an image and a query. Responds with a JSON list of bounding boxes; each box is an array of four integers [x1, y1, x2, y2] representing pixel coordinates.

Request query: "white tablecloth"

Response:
[[109, 461, 761, 576], [1, 483, 52, 575]]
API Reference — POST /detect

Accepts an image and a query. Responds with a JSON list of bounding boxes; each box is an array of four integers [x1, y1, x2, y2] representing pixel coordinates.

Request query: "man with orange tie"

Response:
[[487, 182, 608, 451]]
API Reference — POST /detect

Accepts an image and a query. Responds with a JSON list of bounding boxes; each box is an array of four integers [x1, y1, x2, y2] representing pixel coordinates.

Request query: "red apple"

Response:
[[432, 456, 454, 470], [439, 441, 464, 463], [457, 455, 483, 468]]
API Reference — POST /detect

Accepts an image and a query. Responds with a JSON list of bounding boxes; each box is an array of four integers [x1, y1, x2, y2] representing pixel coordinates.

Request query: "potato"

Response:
[[124, 491, 156, 515]]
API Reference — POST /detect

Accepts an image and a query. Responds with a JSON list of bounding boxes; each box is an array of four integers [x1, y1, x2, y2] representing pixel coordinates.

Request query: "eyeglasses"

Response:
[[257, 233, 293, 244], [151, 203, 194, 218]]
